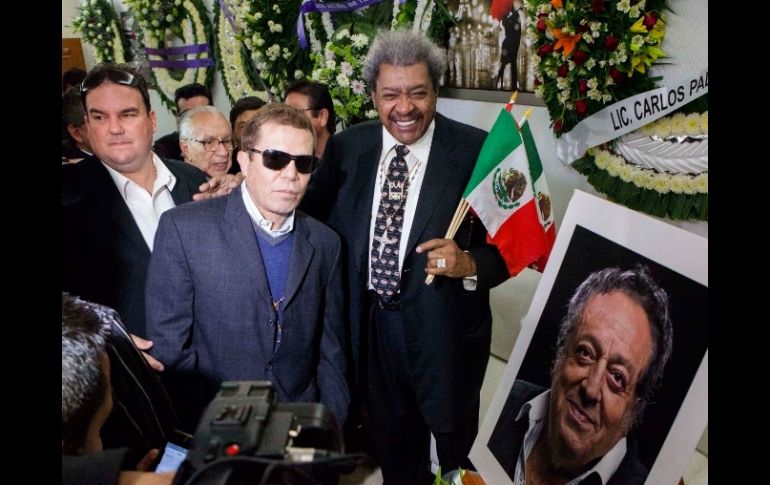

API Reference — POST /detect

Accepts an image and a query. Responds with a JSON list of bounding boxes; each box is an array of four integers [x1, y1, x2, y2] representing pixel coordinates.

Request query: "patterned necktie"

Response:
[[370, 144, 410, 302]]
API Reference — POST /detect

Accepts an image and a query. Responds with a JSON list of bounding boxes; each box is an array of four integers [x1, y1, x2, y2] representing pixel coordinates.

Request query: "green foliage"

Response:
[[72, 0, 132, 64]]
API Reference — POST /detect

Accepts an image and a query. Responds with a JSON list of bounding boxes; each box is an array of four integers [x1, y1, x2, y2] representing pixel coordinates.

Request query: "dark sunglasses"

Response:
[[246, 148, 319, 174], [80, 69, 138, 98]]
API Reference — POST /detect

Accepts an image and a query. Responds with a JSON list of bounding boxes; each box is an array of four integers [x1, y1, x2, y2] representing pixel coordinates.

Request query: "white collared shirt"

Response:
[[103, 153, 177, 251], [241, 181, 295, 237], [367, 121, 435, 289], [513, 390, 628, 485]]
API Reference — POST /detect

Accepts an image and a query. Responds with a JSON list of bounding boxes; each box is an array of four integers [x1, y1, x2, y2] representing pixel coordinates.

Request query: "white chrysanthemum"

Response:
[[336, 73, 350, 88], [668, 174, 686, 193], [351, 33, 369, 49], [366, 109, 379, 119], [699, 112, 708, 134], [653, 117, 671, 137], [352, 80, 366, 95], [694, 173, 708, 193], [684, 114, 701, 135], [341, 61, 354, 77], [336, 28, 350, 40], [534, 85, 545, 97], [651, 173, 670, 193], [669, 113, 687, 133]]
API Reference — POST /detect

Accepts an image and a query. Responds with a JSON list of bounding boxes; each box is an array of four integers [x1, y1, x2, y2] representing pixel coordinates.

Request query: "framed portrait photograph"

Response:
[[440, 0, 543, 105], [470, 190, 708, 485]]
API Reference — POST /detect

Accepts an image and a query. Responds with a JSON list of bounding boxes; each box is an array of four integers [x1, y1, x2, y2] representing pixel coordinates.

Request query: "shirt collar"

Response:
[[380, 118, 436, 165], [516, 390, 628, 485], [102, 153, 177, 200], [240, 180, 295, 237]]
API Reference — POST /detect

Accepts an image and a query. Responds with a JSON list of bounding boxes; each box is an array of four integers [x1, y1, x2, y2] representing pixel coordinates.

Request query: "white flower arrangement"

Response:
[[310, 33, 377, 127], [124, 0, 214, 111], [214, 0, 267, 103], [72, 0, 131, 64], [235, 0, 312, 99], [588, 147, 707, 195], [573, 107, 708, 221]]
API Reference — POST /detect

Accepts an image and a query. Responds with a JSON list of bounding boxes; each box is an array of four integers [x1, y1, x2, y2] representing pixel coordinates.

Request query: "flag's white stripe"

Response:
[[466, 144, 533, 237]]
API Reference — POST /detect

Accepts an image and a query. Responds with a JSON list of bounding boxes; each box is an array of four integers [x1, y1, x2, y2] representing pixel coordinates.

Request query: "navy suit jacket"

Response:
[[62, 155, 208, 337], [145, 186, 349, 426], [326, 113, 509, 432], [488, 380, 649, 485]]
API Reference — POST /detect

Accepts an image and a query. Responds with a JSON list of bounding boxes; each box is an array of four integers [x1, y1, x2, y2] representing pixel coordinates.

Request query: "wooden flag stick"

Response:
[[425, 198, 470, 285]]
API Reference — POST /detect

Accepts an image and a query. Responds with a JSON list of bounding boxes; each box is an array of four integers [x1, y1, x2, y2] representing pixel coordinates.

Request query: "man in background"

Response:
[[488, 266, 673, 485], [326, 31, 508, 483], [153, 83, 213, 161], [62, 63, 208, 343], [229, 96, 267, 166], [179, 106, 233, 177], [62, 292, 173, 485], [62, 86, 92, 162]]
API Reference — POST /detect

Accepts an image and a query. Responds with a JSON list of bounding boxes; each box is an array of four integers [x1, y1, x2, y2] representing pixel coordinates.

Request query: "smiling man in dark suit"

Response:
[[145, 104, 349, 431], [62, 64, 208, 346], [324, 30, 509, 484]]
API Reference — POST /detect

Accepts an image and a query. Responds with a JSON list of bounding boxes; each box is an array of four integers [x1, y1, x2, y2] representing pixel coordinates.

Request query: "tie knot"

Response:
[[395, 144, 409, 158]]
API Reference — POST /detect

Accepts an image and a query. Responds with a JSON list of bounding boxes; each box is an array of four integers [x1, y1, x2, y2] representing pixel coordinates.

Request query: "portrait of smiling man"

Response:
[[487, 265, 674, 485]]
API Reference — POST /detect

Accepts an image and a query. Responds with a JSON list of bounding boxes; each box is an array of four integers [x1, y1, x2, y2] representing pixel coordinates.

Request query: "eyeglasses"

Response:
[[79, 69, 137, 98], [246, 148, 319, 174], [190, 138, 234, 152]]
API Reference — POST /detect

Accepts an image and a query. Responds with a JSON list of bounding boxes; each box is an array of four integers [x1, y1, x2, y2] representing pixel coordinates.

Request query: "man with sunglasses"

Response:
[[179, 106, 233, 177], [325, 31, 509, 483], [62, 63, 209, 353], [145, 103, 349, 432]]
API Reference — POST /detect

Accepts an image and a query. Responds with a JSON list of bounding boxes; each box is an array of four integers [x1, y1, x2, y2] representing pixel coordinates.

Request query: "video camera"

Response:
[[171, 381, 356, 485]]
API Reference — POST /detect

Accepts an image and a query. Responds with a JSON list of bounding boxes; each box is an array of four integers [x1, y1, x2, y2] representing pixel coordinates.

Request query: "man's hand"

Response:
[[416, 238, 477, 279], [130, 334, 165, 372], [135, 448, 160, 472], [193, 173, 244, 201]]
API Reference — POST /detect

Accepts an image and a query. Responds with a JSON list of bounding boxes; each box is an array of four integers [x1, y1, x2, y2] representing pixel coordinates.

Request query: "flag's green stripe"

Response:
[[521, 120, 543, 181], [463, 109, 522, 198]]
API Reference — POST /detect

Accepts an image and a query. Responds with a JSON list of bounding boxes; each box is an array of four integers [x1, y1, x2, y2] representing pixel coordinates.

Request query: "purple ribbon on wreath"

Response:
[[218, 0, 239, 34], [296, 0, 404, 49], [144, 43, 215, 68]]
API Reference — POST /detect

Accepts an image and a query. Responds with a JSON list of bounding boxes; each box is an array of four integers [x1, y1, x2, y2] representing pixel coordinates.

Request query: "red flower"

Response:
[[537, 18, 547, 32], [591, 0, 606, 13], [575, 99, 588, 117], [538, 43, 554, 56], [578, 79, 588, 94], [609, 67, 626, 83], [604, 35, 620, 51], [534, 78, 542, 86], [572, 50, 587, 66], [554, 119, 564, 132], [576, 23, 590, 33], [643, 13, 657, 30], [557, 64, 570, 77]]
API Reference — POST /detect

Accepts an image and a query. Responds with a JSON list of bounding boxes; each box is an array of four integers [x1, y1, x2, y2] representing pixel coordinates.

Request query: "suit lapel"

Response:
[[405, 115, 459, 257], [350, 136, 382, 271], [81, 157, 150, 256], [282, 216, 314, 308], [223, 187, 272, 304], [166, 161, 196, 205]]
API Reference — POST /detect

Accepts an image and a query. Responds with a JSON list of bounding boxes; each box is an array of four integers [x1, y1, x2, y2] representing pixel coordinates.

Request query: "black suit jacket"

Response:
[[488, 380, 649, 485], [327, 113, 509, 432], [62, 155, 208, 337]]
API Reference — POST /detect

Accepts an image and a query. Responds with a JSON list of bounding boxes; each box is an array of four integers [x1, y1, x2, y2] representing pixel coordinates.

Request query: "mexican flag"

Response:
[[463, 108, 555, 276]]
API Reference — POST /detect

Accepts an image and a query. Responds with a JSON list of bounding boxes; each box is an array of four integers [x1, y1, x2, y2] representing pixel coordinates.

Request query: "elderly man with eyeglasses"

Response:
[[178, 106, 234, 178], [145, 103, 349, 433]]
